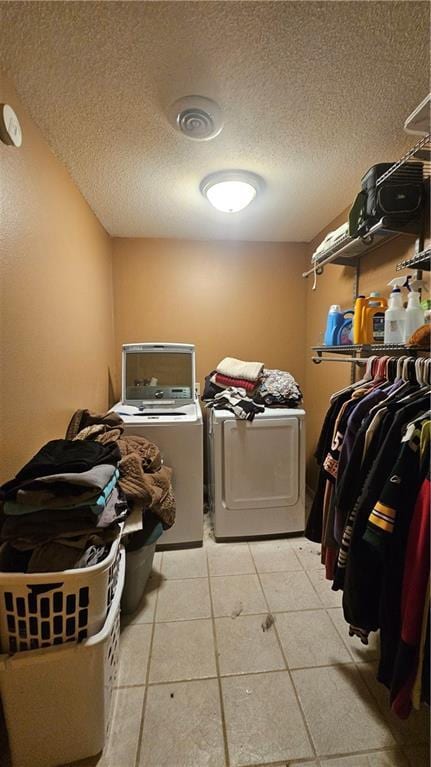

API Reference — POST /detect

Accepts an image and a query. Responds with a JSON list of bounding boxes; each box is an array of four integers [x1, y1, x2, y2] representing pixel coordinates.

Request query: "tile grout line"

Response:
[[248, 543, 318, 763], [137, 604, 335, 622], [134, 550, 163, 767], [114, 659, 363, 690], [206, 545, 232, 767], [233, 742, 422, 766]]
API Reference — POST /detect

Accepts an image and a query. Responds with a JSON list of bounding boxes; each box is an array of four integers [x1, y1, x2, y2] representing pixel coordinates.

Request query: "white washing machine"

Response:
[[208, 406, 305, 540], [112, 343, 203, 548]]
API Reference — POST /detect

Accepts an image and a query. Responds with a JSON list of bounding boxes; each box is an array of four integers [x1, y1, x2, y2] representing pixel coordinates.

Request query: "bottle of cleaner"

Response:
[[324, 305, 354, 345], [384, 288, 406, 344], [404, 291, 425, 342]]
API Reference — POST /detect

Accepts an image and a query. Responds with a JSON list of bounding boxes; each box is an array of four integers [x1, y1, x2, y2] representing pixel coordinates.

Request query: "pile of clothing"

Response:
[[0, 439, 127, 573], [254, 369, 303, 408], [203, 356, 302, 420], [209, 357, 264, 394], [206, 387, 265, 421], [66, 409, 175, 531], [0, 409, 177, 574]]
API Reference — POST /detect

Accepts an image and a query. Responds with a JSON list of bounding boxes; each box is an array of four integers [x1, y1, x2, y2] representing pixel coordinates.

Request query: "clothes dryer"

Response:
[[207, 407, 305, 540]]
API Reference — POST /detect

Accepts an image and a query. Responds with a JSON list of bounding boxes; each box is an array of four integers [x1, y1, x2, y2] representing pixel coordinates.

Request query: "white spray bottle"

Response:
[[404, 277, 427, 342], [384, 277, 407, 344]]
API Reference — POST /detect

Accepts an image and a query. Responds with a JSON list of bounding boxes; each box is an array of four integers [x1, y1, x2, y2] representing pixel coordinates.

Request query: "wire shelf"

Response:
[[376, 133, 431, 186], [312, 344, 425, 363], [396, 248, 431, 272], [303, 218, 421, 278], [303, 134, 430, 280]]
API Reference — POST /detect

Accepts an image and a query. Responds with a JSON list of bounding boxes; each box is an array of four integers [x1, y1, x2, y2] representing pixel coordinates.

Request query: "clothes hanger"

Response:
[[393, 355, 431, 405], [329, 354, 377, 401], [396, 355, 408, 380], [402, 357, 411, 383], [406, 358, 416, 384], [372, 355, 390, 384], [415, 357, 425, 386], [386, 357, 395, 382]]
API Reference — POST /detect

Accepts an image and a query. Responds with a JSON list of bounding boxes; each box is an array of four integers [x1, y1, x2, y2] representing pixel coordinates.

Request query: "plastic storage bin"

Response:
[[121, 521, 163, 615], [0, 548, 125, 767], [0, 530, 122, 653]]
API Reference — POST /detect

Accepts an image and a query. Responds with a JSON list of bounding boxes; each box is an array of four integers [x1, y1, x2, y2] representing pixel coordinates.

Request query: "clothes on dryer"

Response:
[[254, 369, 303, 407], [216, 356, 264, 382], [206, 387, 264, 421], [202, 359, 303, 412], [211, 372, 257, 393]]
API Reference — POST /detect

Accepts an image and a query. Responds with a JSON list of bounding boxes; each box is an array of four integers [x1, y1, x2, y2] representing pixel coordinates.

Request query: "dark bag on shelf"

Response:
[[360, 161, 424, 230], [349, 191, 367, 237], [376, 183, 423, 216]]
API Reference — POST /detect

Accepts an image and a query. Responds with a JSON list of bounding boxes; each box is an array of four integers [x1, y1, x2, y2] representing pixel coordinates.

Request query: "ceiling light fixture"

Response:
[[200, 170, 263, 213]]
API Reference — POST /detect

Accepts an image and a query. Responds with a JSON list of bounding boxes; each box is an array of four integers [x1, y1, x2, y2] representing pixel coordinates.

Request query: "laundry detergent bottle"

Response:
[[353, 296, 366, 344], [324, 305, 353, 345], [364, 293, 388, 344], [353, 294, 388, 344], [404, 291, 425, 342], [384, 288, 406, 344]]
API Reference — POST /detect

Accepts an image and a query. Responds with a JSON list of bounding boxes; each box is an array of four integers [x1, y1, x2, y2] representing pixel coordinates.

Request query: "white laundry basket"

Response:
[[0, 547, 125, 767], [0, 530, 122, 653]]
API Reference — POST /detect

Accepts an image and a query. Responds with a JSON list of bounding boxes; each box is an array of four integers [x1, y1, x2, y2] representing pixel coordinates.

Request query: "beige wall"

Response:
[[112, 238, 308, 399], [0, 72, 114, 482], [304, 210, 429, 489]]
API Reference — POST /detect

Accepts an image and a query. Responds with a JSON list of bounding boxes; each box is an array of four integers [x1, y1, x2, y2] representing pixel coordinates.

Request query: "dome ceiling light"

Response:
[[200, 170, 263, 213]]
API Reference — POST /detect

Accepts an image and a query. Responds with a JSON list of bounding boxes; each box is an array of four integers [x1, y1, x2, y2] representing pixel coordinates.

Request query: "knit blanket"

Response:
[[216, 357, 264, 382]]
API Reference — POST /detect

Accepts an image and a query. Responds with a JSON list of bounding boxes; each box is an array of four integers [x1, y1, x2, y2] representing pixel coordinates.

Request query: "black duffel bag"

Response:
[[377, 183, 423, 217], [360, 161, 423, 230]]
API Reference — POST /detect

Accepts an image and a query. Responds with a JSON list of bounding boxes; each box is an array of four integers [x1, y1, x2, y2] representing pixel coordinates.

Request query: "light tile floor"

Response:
[[1, 516, 429, 767]]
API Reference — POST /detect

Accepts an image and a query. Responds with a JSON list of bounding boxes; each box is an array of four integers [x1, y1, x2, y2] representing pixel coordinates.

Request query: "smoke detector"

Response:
[[168, 96, 223, 141]]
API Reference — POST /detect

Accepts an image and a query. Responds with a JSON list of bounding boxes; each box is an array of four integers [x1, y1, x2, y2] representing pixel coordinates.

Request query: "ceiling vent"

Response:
[[168, 96, 223, 141]]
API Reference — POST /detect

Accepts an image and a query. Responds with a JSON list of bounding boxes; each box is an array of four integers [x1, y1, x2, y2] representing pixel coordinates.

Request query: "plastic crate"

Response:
[[0, 529, 122, 653], [0, 547, 125, 767]]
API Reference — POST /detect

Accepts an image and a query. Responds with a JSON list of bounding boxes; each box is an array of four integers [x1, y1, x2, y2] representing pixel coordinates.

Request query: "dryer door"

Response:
[[222, 417, 299, 510]]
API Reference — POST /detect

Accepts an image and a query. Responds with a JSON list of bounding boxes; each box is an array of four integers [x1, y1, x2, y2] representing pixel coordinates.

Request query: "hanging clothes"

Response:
[[306, 355, 430, 719]]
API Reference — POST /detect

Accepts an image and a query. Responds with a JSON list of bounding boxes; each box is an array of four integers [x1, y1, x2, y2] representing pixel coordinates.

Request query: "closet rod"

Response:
[[312, 356, 367, 365]]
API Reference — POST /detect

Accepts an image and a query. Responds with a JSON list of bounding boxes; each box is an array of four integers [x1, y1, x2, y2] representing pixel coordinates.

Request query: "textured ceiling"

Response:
[[1, 1, 429, 242]]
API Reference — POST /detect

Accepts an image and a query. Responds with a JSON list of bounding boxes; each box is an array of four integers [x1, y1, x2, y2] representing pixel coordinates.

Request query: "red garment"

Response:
[[391, 477, 430, 718], [215, 373, 256, 392]]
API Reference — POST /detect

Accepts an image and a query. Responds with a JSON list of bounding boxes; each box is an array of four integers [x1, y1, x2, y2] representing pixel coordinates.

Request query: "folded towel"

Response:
[[216, 357, 264, 382], [212, 373, 256, 393]]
